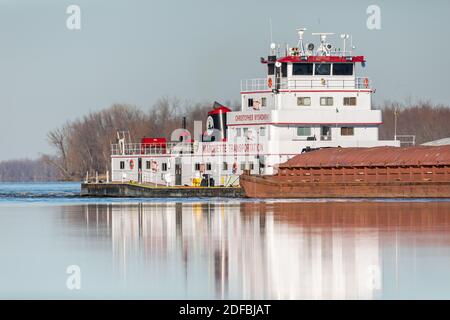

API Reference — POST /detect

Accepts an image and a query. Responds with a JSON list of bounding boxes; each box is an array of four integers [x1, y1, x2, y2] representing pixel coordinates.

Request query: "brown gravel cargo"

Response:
[[240, 146, 450, 198]]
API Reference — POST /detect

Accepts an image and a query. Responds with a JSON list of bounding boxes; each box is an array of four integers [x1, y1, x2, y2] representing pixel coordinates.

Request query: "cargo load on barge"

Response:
[[240, 146, 450, 198]]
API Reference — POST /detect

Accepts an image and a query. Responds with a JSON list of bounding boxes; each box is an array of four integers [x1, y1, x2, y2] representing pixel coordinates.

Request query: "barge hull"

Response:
[[240, 175, 450, 198]]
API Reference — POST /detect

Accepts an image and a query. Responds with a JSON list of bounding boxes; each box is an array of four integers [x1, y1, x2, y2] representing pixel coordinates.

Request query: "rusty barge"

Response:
[[240, 146, 450, 198]]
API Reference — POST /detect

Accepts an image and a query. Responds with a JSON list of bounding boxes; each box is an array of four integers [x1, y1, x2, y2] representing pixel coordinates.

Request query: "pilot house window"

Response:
[[333, 63, 353, 76], [248, 98, 253, 108], [315, 63, 331, 75], [293, 63, 313, 75]]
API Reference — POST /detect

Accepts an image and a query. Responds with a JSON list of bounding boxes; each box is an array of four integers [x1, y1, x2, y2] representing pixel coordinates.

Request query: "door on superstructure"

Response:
[[320, 126, 332, 141], [138, 158, 143, 183], [175, 158, 182, 186]]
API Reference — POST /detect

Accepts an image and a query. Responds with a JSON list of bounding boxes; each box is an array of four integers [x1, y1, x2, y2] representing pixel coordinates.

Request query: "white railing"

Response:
[[111, 142, 199, 156], [240, 77, 370, 92]]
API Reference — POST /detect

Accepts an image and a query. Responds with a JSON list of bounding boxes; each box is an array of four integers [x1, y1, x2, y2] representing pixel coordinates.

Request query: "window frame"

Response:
[[343, 97, 357, 106], [341, 127, 355, 136], [120, 161, 125, 169], [332, 63, 354, 76], [259, 126, 266, 136], [297, 126, 312, 137], [261, 97, 267, 107], [314, 63, 331, 76], [297, 97, 311, 106], [292, 63, 314, 76], [162, 163, 168, 171], [320, 97, 334, 106]]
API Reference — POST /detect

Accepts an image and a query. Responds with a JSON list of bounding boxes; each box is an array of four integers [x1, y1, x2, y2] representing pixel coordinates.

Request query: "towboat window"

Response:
[[320, 97, 333, 106], [314, 63, 331, 75], [146, 161, 151, 170], [343, 97, 357, 106], [206, 163, 212, 171], [297, 97, 311, 106], [248, 98, 253, 108], [281, 63, 288, 77], [333, 63, 353, 76], [297, 127, 311, 136], [293, 63, 313, 75], [120, 161, 125, 169], [243, 128, 249, 136], [222, 162, 228, 171], [236, 128, 242, 137], [195, 163, 201, 171], [162, 163, 168, 171], [259, 127, 266, 136], [261, 97, 267, 107], [341, 127, 354, 136], [268, 63, 275, 75]]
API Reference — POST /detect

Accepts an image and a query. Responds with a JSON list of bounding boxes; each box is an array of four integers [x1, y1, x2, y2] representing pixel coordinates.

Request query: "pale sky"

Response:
[[0, 0, 449, 160]]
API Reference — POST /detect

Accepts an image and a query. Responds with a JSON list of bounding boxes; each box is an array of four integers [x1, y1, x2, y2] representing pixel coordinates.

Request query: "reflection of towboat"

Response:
[[240, 146, 450, 198], [109, 28, 399, 188]]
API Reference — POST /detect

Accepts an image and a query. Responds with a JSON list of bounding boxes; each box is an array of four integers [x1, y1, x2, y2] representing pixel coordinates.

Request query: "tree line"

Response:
[[1, 97, 449, 181]]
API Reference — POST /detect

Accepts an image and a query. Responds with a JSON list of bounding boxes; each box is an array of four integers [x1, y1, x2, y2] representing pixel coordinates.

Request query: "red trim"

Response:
[[227, 122, 382, 126], [276, 55, 365, 63], [241, 89, 373, 94], [208, 106, 231, 115]]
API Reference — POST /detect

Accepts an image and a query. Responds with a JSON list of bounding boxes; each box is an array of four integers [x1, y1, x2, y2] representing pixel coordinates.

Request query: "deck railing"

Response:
[[111, 142, 199, 156], [240, 77, 370, 92]]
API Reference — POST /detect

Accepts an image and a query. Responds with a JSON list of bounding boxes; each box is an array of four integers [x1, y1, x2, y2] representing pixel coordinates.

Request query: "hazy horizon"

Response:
[[1, 0, 449, 161]]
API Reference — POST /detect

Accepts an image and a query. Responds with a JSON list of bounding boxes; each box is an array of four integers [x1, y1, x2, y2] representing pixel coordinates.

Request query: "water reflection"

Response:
[[69, 201, 450, 299]]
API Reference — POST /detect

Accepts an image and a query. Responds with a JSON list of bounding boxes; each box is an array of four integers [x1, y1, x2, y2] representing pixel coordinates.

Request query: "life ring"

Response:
[[129, 159, 134, 170], [363, 78, 369, 88], [267, 78, 273, 88]]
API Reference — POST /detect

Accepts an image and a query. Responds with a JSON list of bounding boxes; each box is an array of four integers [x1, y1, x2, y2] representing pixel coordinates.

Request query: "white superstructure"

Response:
[[111, 29, 399, 186]]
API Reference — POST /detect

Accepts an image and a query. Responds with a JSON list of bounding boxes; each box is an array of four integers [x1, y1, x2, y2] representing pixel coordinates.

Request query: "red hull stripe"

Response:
[[112, 153, 300, 159], [227, 122, 382, 126], [276, 55, 366, 63], [241, 89, 373, 94]]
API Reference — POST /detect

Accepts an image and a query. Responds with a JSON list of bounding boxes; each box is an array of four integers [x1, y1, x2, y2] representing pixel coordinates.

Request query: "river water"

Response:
[[0, 182, 450, 299]]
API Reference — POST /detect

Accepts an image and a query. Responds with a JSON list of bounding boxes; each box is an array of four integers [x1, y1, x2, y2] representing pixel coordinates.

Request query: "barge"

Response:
[[240, 146, 450, 198]]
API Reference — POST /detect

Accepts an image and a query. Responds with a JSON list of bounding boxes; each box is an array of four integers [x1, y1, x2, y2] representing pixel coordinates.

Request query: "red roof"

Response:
[[279, 146, 450, 168], [273, 56, 365, 64], [141, 137, 166, 144], [208, 106, 232, 115]]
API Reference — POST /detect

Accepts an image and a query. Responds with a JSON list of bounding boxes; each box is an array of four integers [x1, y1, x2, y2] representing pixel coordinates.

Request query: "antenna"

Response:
[[340, 34, 350, 56], [296, 27, 307, 55], [269, 18, 273, 43], [312, 32, 334, 55]]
